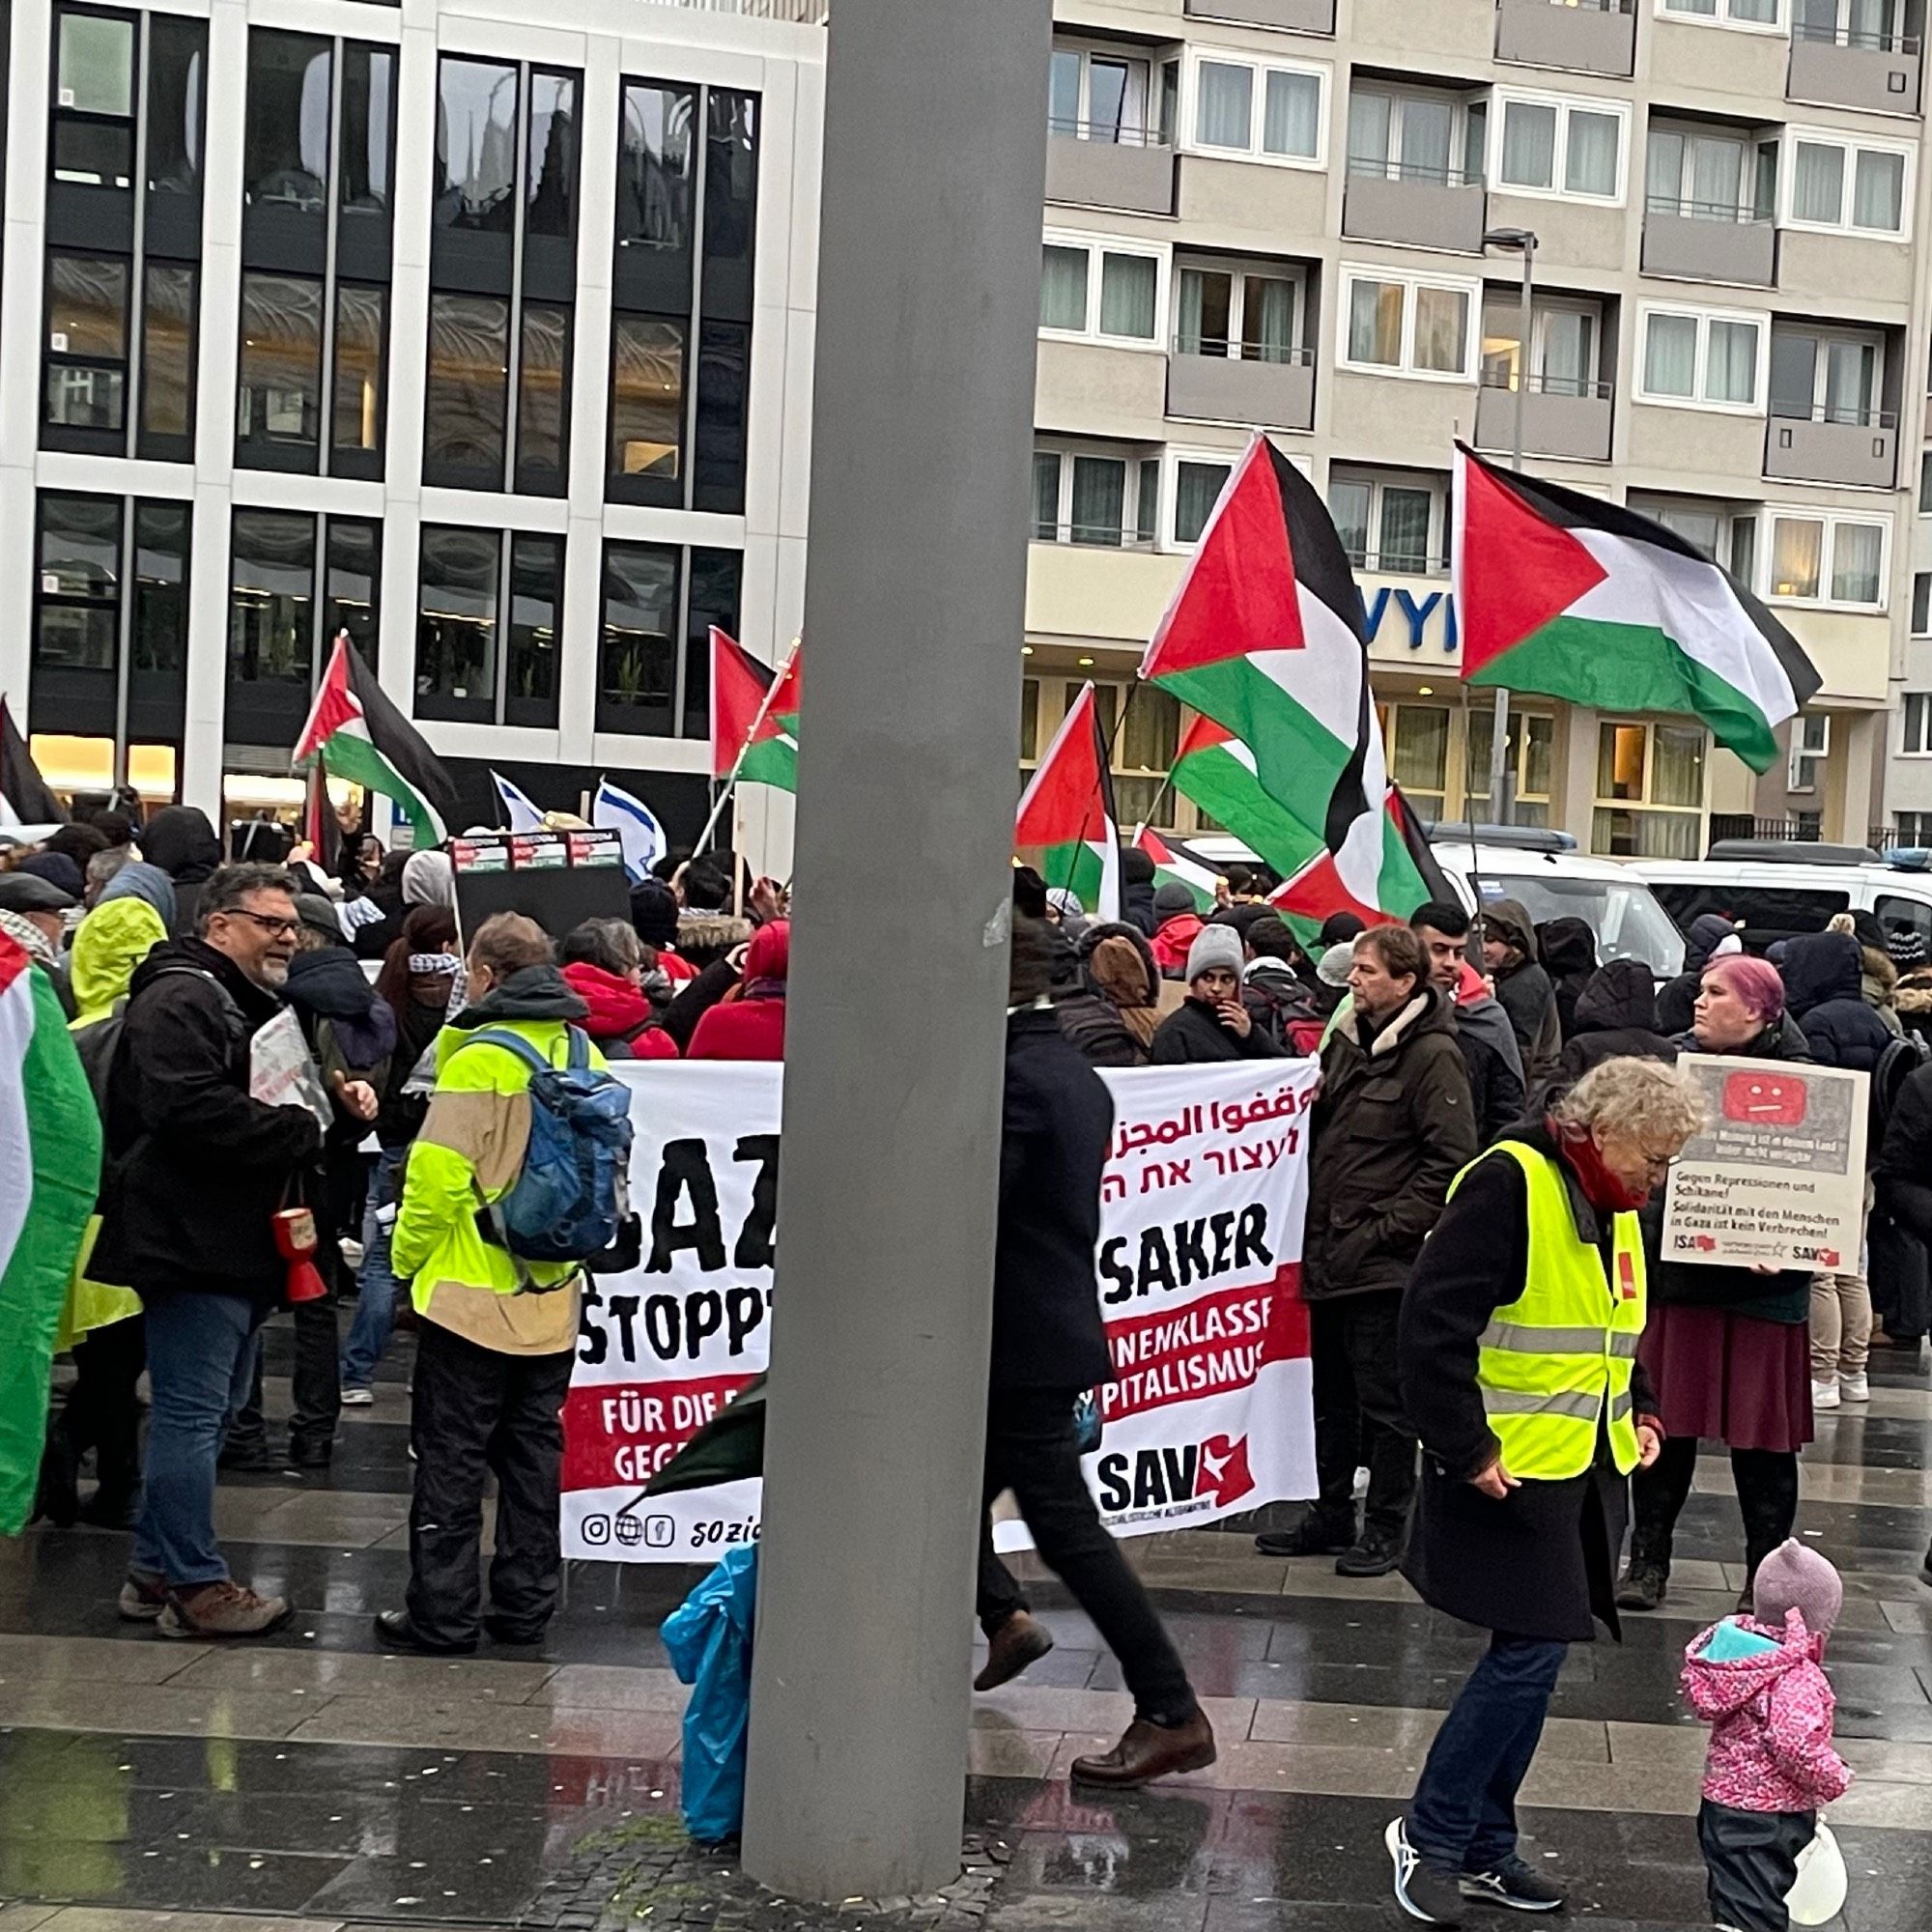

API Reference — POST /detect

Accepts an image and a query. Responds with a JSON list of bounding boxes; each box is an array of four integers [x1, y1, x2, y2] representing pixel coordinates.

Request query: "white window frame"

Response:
[[1173, 258, 1309, 362], [1327, 468, 1451, 578], [1338, 265, 1482, 384], [1779, 126, 1915, 238], [1049, 42, 1156, 145], [1759, 508, 1891, 612], [1346, 84, 1487, 189], [1645, 123, 1772, 222], [1914, 572, 1932, 635], [1480, 293, 1606, 397], [1634, 300, 1771, 415], [1181, 45, 1329, 171], [1628, 493, 1761, 578], [1038, 228, 1171, 352], [1655, 0, 1788, 34], [1768, 324, 1886, 427], [1788, 711, 1831, 792], [1902, 692, 1932, 753], [1492, 87, 1631, 206], [1032, 440, 1161, 550], [1160, 444, 1309, 553]]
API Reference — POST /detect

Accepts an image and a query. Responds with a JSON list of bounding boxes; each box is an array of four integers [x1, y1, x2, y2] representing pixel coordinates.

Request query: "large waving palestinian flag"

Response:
[[1454, 445, 1821, 772], [296, 635, 463, 846], [1168, 714, 1323, 883], [711, 629, 799, 792], [1142, 433, 1440, 932], [0, 936, 100, 1534], [1134, 827, 1220, 914], [1016, 682, 1121, 919]]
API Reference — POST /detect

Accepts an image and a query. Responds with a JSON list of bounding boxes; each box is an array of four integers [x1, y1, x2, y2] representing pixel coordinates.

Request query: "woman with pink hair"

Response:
[[1618, 952, 1817, 1615]]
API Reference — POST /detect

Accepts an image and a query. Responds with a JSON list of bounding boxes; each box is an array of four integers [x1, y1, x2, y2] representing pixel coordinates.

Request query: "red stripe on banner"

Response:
[[1099, 1265, 1308, 1424], [560, 1374, 757, 1492]]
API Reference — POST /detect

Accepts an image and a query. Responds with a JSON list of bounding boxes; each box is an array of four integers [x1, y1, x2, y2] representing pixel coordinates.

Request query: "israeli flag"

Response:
[[492, 769, 545, 833], [592, 777, 667, 883]]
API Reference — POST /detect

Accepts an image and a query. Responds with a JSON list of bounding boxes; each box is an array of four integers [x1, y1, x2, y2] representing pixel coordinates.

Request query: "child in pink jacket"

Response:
[[1680, 1539, 1852, 1932]]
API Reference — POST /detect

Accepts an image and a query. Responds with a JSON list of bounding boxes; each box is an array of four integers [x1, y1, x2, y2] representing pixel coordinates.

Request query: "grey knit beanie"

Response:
[[1752, 1538, 1842, 1637], [1184, 923, 1243, 985]]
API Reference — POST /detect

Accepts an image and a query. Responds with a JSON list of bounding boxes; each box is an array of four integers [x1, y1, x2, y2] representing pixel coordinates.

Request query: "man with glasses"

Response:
[[93, 863, 325, 1638]]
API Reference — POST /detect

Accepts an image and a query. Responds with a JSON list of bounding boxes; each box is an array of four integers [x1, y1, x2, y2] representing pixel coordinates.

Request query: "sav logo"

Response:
[[1722, 1071, 1807, 1128], [1095, 1434, 1255, 1513], [1198, 1433, 1255, 1509]]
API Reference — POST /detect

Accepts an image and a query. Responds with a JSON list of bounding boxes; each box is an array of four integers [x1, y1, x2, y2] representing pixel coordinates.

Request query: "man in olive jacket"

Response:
[[1258, 924, 1476, 1577]]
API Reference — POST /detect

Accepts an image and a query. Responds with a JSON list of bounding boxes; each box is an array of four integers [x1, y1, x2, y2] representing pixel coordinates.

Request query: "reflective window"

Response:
[[526, 71, 578, 239], [600, 542, 679, 734], [229, 509, 317, 687], [237, 271, 323, 459], [424, 292, 509, 477], [36, 494, 122, 671], [617, 82, 695, 250], [325, 519, 381, 656], [684, 549, 742, 741], [340, 44, 394, 213], [53, 9, 135, 186], [243, 31, 331, 214], [704, 91, 758, 270], [517, 303, 569, 483], [145, 15, 204, 200], [140, 263, 195, 446], [694, 322, 750, 515], [416, 526, 500, 718], [611, 315, 684, 480], [132, 501, 190, 676], [507, 536, 562, 725], [435, 58, 519, 232], [45, 255, 129, 431], [331, 284, 385, 459]]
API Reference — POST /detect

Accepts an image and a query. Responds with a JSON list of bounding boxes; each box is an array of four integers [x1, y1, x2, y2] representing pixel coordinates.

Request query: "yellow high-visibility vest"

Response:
[[1451, 1140, 1646, 1481]]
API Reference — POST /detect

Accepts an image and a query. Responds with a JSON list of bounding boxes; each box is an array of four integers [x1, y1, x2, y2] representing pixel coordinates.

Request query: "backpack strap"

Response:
[[449, 1026, 561, 1294], [566, 1025, 589, 1072]]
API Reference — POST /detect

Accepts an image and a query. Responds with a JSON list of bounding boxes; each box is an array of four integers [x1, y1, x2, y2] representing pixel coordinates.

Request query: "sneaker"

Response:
[[1812, 1378, 1841, 1411], [1460, 1857, 1567, 1913], [1840, 1372, 1870, 1403], [1615, 1560, 1667, 1611], [1256, 1513, 1356, 1558], [1336, 1527, 1404, 1578], [340, 1386, 375, 1407], [1387, 1817, 1465, 1926], [157, 1580, 290, 1639], [117, 1570, 168, 1623]]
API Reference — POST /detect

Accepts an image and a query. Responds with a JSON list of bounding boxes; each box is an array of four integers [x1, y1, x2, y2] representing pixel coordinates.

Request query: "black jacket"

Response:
[[139, 805, 223, 938], [1303, 984, 1477, 1301], [1538, 917, 1599, 1041], [1400, 1120, 1659, 1644], [1453, 994, 1527, 1146], [1557, 960, 1679, 1083], [1122, 879, 1157, 940], [91, 937, 325, 1301], [1486, 900, 1562, 1085], [1057, 922, 1160, 1067], [1242, 961, 1324, 1051], [1657, 914, 1746, 1037], [1149, 997, 1289, 1065], [1781, 932, 1895, 1073], [992, 1007, 1114, 1393], [1879, 1059, 1932, 1246]]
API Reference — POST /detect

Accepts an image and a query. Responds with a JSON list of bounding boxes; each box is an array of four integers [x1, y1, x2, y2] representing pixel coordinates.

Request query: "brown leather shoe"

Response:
[[975, 1610, 1055, 1691], [1069, 1710, 1216, 1788]]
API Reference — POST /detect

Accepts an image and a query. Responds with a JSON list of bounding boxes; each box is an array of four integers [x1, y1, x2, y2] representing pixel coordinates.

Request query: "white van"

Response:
[[1630, 841, 1932, 952], [1173, 825, 1688, 976]]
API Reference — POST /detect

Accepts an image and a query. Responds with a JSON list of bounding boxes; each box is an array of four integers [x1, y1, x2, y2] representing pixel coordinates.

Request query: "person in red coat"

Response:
[[688, 919, 788, 1061], [559, 918, 678, 1061]]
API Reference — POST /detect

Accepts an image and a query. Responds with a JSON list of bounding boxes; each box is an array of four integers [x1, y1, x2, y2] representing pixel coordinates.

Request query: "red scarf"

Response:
[[1548, 1114, 1651, 1215]]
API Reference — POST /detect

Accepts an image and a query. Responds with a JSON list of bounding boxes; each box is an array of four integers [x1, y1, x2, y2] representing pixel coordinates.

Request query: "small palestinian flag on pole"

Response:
[[1133, 827, 1220, 915], [1453, 445, 1821, 772], [1142, 433, 1441, 931], [0, 932, 100, 1534], [1016, 682, 1121, 920], [1269, 787, 1455, 940], [296, 635, 462, 847], [710, 628, 799, 792], [0, 697, 67, 830]]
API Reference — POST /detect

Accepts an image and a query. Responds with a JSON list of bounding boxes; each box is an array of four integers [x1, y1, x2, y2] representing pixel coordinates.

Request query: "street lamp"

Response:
[[1479, 226, 1538, 826]]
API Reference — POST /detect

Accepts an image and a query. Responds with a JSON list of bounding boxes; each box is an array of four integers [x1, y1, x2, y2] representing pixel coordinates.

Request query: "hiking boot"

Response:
[[974, 1610, 1054, 1691], [1615, 1561, 1667, 1611], [1256, 1512, 1355, 1558], [157, 1580, 290, 1639], [1387, 1818, 1465, 1925], [118, 1569, 168, 1622], [1336, 1527, 1403, 1578], [1460, 1856, 1567, 1913]]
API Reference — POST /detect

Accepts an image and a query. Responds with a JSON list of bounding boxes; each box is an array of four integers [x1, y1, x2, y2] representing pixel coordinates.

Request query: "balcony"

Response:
[[1342, 160, 1487, 254], [1764, 407, 1897, 489], [1788, 22, 1921, 116], [1475, 374, 1613, 463], [1183, 0, 1334, 29], [1167, 343, 1315, 431], [1045, 124, 1177, 217], [1640, 198, 1776, 287], [1494, 0, 1635, 79]]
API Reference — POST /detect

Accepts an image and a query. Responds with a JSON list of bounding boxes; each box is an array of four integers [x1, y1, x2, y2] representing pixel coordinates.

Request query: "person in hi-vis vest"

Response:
[[1382, 1059, 1706, 1928]]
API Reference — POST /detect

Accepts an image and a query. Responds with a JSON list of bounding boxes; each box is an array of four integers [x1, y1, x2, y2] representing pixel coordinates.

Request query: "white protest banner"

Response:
[[1662, 1056, 1869, 1273], [561, 1059, 1318, 1564]]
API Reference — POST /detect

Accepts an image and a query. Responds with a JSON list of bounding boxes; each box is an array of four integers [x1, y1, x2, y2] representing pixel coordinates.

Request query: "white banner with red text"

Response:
[[559, 1059, 1318, 1563]]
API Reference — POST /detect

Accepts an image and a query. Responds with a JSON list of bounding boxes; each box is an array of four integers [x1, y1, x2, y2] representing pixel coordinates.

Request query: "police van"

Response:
[[1630, 841, 1932, 952]]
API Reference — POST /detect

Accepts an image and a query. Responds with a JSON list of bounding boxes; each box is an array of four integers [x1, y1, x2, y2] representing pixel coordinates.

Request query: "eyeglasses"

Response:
[[1636, 1145, 1678, 1174], [220, 908, 300, 939]]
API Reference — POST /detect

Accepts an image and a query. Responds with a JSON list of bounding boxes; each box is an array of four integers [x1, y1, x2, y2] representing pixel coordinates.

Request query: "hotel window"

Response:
[[43, 6, 207, 460], [1339, 268, 1479, 382], [1628, 492, 1760, 582], [1763, 510, 1888, 609], [1919, 451, 1932, 512], [1480, 295, 1604, 399], [1032, 442, 1160, 548], [1782, 128, 1912, 238], [1635, 304, 1768, 412], [1646, 124, 1777, 223], [1347, 84, 1486, 188], [1493, 90, 1628, 203], [598, 542, 742, 739], [1183, 49, 1324, 166], [1049, 43, 1157, 144], [1328, 469, 1448, 575], [1467, 707, 1555, 827], [1769, 326, 1885, 429], [1093, 681, 1180, 828], [1913, 573, 1931, 636], [1170, 456, 1235, 547], [415, 526, 562, 728], [240, 29, 395, 476], [1382, 701, 1451, 821], [1594, 720, 1707, 858], [1658, 0, 1784, 27], [1788, 712, 1831, 791], [609, 80, 757, 513], [1039, 232, 1166, 347], [1174, 261, 1306, 364], [1903, 692, 1932, 753]]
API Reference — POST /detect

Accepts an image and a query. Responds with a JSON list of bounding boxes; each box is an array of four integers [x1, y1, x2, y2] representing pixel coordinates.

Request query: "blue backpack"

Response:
[[456, 1026, 634, 1279]]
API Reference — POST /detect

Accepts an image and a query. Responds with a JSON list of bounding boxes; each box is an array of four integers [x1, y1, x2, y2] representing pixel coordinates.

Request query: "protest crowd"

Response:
[[2, 786, 1917, 1932]]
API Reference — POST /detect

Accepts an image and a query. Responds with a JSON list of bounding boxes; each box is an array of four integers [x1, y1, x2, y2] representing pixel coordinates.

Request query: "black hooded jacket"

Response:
[[1657, 914, 1744, 1037], [285, 945, 398, 1074], [139, 806, 224, 937], [1556, 960, 1679, 1082], [1537, 918, 1599, 1041], [1057, 922, 1160, 1068], [1484, 899, 1562, 1086], [1780, 932, 1894, 1073]]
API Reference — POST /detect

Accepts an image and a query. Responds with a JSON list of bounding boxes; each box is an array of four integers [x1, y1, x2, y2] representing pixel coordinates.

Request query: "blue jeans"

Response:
[[1407, 1634, 1568, 1874], [342, 1147, 404, 1390], [132, 1290, 262, 1587]]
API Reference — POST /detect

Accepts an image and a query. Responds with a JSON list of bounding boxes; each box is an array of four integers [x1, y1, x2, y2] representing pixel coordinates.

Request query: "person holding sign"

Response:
[[1620, 955, 1817, 1617], [1387, 1058, 1700, 1926]]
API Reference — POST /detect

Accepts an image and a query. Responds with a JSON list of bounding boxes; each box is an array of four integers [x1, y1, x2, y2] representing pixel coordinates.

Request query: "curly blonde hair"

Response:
[[1551, 1056, 1706, 1150]]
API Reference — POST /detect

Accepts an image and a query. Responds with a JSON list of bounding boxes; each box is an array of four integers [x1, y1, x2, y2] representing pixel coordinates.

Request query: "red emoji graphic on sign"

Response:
[[1197, 1435, 1255, 1509], [1722, 1071, 1807, 1128]]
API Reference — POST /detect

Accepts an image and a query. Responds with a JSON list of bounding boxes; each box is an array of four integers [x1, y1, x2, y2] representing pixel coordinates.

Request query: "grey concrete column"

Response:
[[739, 0, 1052, 1901]]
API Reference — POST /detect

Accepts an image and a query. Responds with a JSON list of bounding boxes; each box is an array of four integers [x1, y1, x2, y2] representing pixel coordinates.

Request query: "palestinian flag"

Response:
[[1, 698, 66, 829], [1142, 433, 1439, 931], [711, 628, 798, 792], [1270, 788, 1455, 940], [0, 935, 100, 1534], [1454, 445, 1821, 772], [1016, 682, 1121, 919], [1168, 714, 1324, 883], [295, 635, 462, 847], [1134, 827, 1220, 914]]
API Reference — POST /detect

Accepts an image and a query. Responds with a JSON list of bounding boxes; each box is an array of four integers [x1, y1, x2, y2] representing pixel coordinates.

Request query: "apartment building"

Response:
[[1029, 0, 1932, 859], [0, 0, 823, 845]]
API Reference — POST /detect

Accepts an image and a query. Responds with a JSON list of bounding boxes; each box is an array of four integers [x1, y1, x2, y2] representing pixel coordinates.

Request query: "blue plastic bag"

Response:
[[661, 1543, 758, 1844]]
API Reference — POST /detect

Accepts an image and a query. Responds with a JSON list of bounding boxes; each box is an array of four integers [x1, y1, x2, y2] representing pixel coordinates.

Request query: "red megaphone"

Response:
[[270, 1206, 330, 1304]]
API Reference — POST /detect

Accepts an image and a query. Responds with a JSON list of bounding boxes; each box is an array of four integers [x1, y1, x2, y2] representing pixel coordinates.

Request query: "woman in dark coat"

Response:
[[1556, 959, 1679, 1083], [1619, 953, 1816, 1614], [1536, 916, 1598, 1041], [1391, 1057, 1701, 1922]]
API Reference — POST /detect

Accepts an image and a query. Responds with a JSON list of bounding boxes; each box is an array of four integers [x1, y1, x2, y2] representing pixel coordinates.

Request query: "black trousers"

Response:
[[406, 1320, 575, 1648], [60, 1313, 146, 1502], [1631, 1436, 1798, 1586], [230, 1292, 343, 1455], [1698, 1798, 1813, 1932], [1309, 1290, 1416, 1541], [974, 1387, 1196, 1726]]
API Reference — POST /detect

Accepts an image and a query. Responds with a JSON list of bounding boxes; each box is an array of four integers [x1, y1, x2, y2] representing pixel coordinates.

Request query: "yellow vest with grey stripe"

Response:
[[1450, 1139, 1646, 1481]]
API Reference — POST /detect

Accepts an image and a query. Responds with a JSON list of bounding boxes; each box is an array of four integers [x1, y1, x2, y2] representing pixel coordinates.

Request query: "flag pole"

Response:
[[694, 641, 799, 858]]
